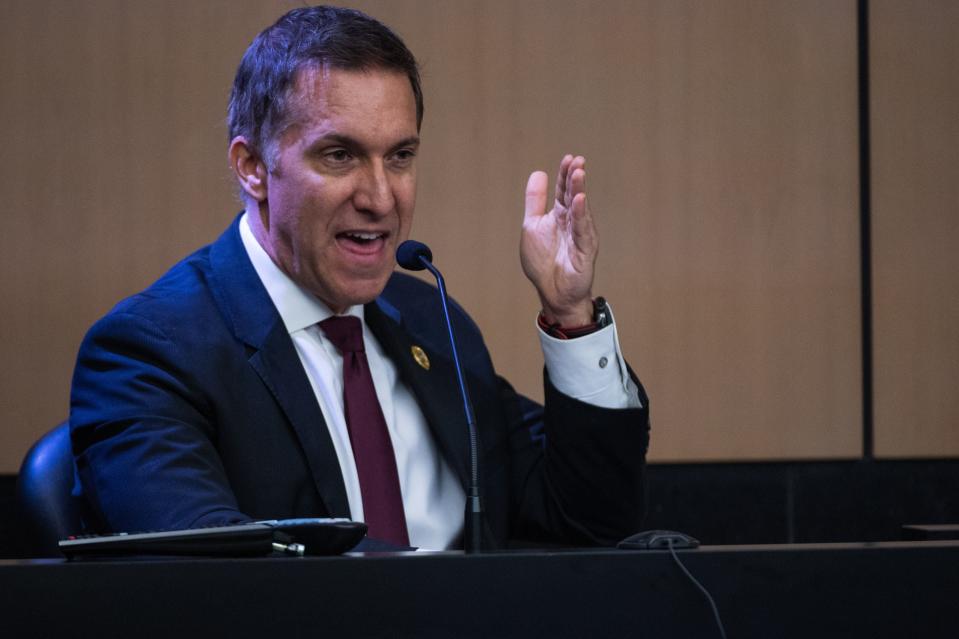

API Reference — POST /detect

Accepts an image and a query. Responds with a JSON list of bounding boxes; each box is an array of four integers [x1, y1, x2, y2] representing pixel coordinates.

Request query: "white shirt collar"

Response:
[[238, 211, 364, 333]]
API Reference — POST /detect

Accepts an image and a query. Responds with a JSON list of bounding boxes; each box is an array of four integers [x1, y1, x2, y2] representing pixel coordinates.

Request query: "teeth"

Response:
[[345, 232, 382, 240]]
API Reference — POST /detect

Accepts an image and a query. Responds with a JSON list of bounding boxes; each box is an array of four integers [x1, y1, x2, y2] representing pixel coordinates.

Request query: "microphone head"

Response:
[[396, 240, 433, 271]]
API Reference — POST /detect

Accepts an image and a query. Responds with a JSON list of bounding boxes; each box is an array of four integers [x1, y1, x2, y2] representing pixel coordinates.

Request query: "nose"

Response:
[[353, 162, 395, 217]]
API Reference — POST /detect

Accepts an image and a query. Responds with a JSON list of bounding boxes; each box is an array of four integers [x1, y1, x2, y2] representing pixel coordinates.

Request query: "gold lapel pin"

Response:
[[411, 345, 430, 370]]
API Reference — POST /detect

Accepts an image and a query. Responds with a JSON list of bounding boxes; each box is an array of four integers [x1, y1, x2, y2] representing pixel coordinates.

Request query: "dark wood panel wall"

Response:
[[0, 1, 953, 472], [870, 0, 959, 458]]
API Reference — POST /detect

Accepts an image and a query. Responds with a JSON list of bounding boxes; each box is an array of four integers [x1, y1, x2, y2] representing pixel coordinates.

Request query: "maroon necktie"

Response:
[[320, 315, 409, 546]]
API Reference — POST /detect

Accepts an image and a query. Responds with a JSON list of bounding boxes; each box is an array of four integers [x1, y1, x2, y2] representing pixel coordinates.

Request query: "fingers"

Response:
[[538, 154, 588, 220], [525, 170, 549, 220], [554, 155, 586, 208], [553, 154, 573, 205], [569, 170, 597, 255], [566, 156, 583, 204], [569, 191, 591, 249], [569, 163, 587, 203]]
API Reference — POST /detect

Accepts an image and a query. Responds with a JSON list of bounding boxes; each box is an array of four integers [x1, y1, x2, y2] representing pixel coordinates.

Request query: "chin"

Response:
[[332, 276, 392, 310]]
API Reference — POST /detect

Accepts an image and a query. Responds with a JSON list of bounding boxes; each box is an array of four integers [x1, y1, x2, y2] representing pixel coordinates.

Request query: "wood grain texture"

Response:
[[350, 0, 863, 462], [0, 0, 862, 471], [0, 0, 299, 471], [871, 0, 959, 458]]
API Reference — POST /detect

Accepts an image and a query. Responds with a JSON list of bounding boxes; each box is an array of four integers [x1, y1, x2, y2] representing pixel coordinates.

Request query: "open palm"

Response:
[[520, 154, 598, 327]]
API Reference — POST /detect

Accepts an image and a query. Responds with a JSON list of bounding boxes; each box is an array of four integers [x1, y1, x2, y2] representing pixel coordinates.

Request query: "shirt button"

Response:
[[598, 356, 608, 369]]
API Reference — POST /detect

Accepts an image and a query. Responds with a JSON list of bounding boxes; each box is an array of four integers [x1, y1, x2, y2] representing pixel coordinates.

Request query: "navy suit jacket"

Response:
[[70, 216, 650, 547]]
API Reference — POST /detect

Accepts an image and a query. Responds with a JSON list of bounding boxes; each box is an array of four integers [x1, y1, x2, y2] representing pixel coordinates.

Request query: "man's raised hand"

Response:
[[520, 154, 598, 327]]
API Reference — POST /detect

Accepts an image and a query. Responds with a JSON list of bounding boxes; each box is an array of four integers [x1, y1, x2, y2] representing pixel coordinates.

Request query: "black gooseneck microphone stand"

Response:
[[396, 240, 483, 553]]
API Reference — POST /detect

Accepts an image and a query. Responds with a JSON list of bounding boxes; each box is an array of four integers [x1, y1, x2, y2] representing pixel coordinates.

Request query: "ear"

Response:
[[228, 136, 268, 202]]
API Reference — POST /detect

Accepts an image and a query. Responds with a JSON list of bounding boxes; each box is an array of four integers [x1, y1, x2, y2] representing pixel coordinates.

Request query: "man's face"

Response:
[[254, 66, 419, 312]]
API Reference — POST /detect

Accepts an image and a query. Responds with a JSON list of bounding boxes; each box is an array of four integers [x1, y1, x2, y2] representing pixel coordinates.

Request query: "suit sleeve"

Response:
[[503, 368, 650, 547], [436, 284, 649, 548], [70, 310, 250, 533]]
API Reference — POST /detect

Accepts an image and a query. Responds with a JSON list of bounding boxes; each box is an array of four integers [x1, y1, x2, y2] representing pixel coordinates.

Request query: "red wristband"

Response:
[[537, 313, 601, 340], [537, 297, 611, 339]]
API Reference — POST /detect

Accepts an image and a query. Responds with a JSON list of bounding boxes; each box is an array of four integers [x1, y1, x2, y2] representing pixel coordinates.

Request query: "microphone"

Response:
[[395, 239, 483, 553], [395, 240, 432, 271]]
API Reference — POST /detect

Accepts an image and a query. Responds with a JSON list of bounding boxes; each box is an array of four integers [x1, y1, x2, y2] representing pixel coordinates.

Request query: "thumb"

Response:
[[524, 171, 548, 221]]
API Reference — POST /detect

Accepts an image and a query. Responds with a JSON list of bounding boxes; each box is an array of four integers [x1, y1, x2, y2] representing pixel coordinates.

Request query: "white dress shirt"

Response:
[[239, 213, 639, 549]]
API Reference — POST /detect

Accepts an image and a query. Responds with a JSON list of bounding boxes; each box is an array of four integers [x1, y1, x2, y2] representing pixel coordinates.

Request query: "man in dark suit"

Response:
[[70, 5, 649, 550]]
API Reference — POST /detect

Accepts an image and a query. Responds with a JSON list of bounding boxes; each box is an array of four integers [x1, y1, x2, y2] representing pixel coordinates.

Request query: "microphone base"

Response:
[[465, 495, 483, 554]]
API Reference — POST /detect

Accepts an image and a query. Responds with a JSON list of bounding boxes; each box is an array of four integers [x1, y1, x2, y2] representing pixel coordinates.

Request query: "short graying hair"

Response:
[[227, 5, 423, 163]]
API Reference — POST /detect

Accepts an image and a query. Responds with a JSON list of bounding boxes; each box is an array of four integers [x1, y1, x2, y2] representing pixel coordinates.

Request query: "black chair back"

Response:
[[16, 422, 83, 556]]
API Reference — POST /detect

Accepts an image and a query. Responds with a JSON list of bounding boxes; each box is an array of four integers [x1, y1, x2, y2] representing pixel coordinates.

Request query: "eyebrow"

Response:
[[311, 133, 420, 153]]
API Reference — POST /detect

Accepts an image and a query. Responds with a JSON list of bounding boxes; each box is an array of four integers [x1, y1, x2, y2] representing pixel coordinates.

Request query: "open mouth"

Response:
[[342, 231, 383, 243], [336, 231, 389, 255]]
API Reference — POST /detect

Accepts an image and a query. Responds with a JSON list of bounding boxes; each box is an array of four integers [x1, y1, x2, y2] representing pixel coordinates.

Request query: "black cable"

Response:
[[667, 540, 727, 639]]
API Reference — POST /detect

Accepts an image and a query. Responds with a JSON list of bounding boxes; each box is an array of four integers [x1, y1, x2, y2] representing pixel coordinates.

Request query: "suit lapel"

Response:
[[366, 298, 471, 490], [246, 327, 351, 517], [208, 216, 350, 518]]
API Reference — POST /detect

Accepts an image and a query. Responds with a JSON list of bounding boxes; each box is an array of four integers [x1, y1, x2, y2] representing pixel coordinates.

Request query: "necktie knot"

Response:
[[320, 315, 365, 354]]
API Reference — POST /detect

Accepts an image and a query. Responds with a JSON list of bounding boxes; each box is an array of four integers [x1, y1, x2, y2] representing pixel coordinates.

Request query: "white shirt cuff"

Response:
[[537, 305, 642, 409]]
